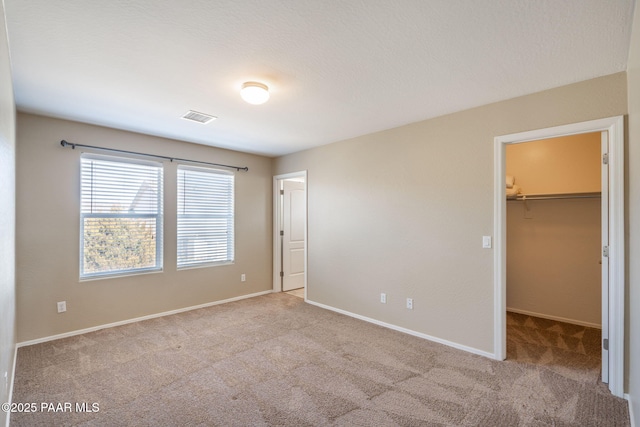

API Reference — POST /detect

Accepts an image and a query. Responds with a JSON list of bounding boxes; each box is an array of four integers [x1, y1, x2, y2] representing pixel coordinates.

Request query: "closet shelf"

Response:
[[508, 192, 601, 201]]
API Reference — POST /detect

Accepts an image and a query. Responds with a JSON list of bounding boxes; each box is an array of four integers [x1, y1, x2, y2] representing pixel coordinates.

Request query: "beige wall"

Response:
[[16, 114, 273, 342], [0, 1, 16, 424], [274, 72, 627, 354], [506, 133, 601, 195], [626, 1, 640, 423], [506, 199, 601, 326]]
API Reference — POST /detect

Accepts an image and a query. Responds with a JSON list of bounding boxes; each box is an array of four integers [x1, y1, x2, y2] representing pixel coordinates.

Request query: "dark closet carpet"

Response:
[[10, 294, 629, 426], [507, 311, 603, 383]]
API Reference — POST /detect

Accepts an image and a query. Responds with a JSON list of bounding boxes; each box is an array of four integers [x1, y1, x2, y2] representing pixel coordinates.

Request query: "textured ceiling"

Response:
[[4, 0, 635, 156]]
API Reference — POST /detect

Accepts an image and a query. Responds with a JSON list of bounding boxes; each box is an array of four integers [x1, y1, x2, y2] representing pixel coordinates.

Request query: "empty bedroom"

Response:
[[1, 1, 640, 426]]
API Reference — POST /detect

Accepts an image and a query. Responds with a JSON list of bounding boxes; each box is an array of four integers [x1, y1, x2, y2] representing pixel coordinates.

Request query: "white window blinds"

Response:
[[80, 154, 163, 278], [177, 165, 234, 268]]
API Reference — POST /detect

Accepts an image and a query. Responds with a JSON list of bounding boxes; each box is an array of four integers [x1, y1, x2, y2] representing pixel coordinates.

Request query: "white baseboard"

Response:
[[305, 299, 495, 360], [507, 307, 601, 329], [4, 346, 17, 427], [626, 394, 636, 427], [17, 290, 273, 348]]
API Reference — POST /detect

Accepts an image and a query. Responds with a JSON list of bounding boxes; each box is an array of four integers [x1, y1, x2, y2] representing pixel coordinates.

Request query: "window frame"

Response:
[[176, 164, 235, 270], [79, 153, 164, 280]]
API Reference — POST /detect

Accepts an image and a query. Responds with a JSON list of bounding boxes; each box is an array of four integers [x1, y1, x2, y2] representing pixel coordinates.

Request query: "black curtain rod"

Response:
[[60, 140, 249, 172]]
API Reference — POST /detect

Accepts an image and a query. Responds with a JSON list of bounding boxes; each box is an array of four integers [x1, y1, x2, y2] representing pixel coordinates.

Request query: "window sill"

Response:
[[80, 268, 163, 282], [177, 261, 234, 272]]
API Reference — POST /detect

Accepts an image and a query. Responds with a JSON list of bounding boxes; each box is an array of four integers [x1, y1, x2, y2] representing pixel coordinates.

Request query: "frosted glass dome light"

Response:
[[240, 82, 270, 105]]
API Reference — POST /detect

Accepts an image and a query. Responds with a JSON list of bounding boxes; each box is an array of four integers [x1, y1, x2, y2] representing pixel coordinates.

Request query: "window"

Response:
[[177, 165, 234, 268], [80, 154, 163, 279]]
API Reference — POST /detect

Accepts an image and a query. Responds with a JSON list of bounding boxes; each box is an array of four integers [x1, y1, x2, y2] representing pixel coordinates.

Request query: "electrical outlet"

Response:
[[57, 301, 66, 313], [241, 274, 246, 282], [380, 293, 386, 303], [406, 298, 413, 310]]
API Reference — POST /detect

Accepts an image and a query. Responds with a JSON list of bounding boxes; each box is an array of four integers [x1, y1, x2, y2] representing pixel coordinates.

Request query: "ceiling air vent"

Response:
[[181, 110, 217, 124]]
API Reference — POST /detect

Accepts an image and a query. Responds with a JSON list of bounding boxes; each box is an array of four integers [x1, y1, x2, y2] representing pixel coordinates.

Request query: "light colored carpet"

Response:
[[11, 293, 629, 426], [506, 311, 603, 384], [285, 288, 304, 299]]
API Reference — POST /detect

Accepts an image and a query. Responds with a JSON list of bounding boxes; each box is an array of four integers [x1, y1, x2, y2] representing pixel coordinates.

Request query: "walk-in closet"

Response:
[[505, 132, 603, 377]]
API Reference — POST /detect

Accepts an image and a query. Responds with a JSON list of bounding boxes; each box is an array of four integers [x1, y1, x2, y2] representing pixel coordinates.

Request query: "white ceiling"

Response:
[[4, 0, 635, 157]]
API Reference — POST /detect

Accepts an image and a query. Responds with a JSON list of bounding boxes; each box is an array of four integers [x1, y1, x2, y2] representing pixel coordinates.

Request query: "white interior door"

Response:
[[601, 131, 609, 383], [282, 180, 305, 291]]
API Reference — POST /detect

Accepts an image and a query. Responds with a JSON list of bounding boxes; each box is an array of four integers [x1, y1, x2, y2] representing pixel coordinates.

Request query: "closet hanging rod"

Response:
[[60, 140, 249, 172], [510, 192, 601, 201]]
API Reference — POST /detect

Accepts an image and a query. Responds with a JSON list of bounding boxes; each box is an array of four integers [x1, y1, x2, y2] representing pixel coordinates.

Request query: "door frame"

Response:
[[493, 116, 624, 397], [273, 171, 308, 297]]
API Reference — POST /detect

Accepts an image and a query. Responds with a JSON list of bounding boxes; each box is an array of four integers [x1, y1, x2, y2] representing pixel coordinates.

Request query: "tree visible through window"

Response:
[[80, 154, 163, 278]]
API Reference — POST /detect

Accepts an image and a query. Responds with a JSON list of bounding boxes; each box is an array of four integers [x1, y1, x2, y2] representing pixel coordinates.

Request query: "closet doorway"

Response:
[[494, 116, 624, 398], [273, 171, 307, 298], [505, 132, 604, 383]]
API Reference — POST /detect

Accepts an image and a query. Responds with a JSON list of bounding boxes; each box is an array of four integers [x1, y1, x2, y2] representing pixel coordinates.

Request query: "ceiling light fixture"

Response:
[[241, 81, 270, 105]]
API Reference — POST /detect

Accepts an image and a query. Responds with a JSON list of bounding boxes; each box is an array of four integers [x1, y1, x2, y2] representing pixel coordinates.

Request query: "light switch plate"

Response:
[[482, 236, 492, 249]]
